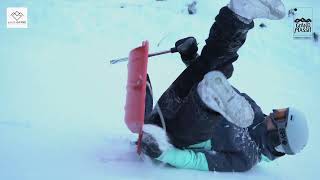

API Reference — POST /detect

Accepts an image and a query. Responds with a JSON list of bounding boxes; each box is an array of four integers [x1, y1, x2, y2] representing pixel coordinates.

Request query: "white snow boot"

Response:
[[197, 71, 254, 128], [228, 0, 286, 20]]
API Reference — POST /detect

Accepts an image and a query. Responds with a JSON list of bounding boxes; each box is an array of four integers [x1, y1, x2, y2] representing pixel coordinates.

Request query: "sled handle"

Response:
[[110, 48, 177, 64]]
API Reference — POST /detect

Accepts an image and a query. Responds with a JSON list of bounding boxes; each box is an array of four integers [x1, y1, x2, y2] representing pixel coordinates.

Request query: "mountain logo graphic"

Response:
[[292, 7, 313, 38], [294, 18, 312, 23], [7, 7, 28, 28], [11, 11, 24, 22]]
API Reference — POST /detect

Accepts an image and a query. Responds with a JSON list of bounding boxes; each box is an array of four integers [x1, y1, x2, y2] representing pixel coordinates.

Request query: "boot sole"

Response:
[[197, 71, 254, 128]]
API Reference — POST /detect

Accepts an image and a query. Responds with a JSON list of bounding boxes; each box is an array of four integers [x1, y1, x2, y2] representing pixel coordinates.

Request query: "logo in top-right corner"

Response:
[[291, 7, 313, 38]]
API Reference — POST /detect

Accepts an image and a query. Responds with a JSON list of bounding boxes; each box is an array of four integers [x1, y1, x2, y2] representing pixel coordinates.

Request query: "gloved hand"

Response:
[[141, 131, 163, 159], [174, 37, 199, 66]]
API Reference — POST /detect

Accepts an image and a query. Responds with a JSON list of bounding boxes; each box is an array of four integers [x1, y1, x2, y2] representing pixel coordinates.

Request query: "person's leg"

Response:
[[151, 6, 255, 128], [169, 0, 285, 101], [155, 0, 286, 122], [195, 0, 286, 128], [142, 0, 286, 163]]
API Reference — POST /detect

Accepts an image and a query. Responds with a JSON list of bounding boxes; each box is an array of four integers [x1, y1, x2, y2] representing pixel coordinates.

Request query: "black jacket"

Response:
[[145, 7, 282, 172]]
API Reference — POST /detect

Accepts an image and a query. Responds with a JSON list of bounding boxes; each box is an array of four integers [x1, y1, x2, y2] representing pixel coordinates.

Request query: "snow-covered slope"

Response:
[[0, 0, 319, 179]]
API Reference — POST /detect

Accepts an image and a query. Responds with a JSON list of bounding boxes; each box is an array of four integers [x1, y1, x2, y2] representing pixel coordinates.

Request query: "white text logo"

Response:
[[292, 7, 313, 38]]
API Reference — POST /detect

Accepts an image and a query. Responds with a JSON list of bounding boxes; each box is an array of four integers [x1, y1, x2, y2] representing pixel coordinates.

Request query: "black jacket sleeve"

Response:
[[155, 127, 261, 172], [203, 127, 261, 172], [203, 148, 260, 172]]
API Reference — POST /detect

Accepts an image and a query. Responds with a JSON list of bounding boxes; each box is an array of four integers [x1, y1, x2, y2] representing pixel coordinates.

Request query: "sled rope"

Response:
[[156, 103, 167, 132]]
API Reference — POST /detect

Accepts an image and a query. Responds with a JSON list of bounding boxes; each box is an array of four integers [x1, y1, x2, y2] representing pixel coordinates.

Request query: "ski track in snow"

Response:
[[0, 0, 319, 179]]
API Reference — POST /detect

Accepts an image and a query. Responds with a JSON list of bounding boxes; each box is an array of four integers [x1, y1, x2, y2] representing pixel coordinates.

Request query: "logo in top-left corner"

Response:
[[7, 7, 28, 28]]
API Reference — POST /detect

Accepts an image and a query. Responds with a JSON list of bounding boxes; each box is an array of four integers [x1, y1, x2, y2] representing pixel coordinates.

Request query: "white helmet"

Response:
[[272, 107, 309, 155]]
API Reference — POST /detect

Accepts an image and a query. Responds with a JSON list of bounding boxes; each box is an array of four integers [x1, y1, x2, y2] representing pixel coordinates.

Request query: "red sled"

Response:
[[124, 41, 149, 154]]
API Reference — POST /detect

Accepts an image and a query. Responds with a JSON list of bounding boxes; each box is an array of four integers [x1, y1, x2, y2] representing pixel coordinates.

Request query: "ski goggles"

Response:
[[270, 108, 294, 155]]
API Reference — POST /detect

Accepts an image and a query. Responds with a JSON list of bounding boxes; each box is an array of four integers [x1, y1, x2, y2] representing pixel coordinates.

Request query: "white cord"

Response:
[[156, 103, 166, 132]]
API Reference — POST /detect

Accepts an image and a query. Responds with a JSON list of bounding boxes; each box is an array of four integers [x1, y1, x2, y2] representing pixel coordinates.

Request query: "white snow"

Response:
[[0, 0, 319, 179]]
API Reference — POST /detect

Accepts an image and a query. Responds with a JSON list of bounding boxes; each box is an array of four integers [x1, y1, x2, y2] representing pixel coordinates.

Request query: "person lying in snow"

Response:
[[140, 0, 309, 172]]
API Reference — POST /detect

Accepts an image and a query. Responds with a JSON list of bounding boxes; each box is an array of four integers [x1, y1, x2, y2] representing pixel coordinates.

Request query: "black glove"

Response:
[[141, 131, 163, 159], [174, 37, 198, 66]]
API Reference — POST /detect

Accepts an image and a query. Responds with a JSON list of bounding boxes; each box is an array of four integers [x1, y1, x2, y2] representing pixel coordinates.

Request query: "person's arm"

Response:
[[142, 125, 261, 172], [157, 126, 261, 172], [156, 128, 261, 172], [156, 146, 260, 172], [155, 131, 261, 172]]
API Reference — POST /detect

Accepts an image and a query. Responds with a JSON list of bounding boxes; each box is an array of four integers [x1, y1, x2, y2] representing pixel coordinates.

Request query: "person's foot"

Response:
[[228, 0, 286, 20], [197, 71, 254, 128]]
